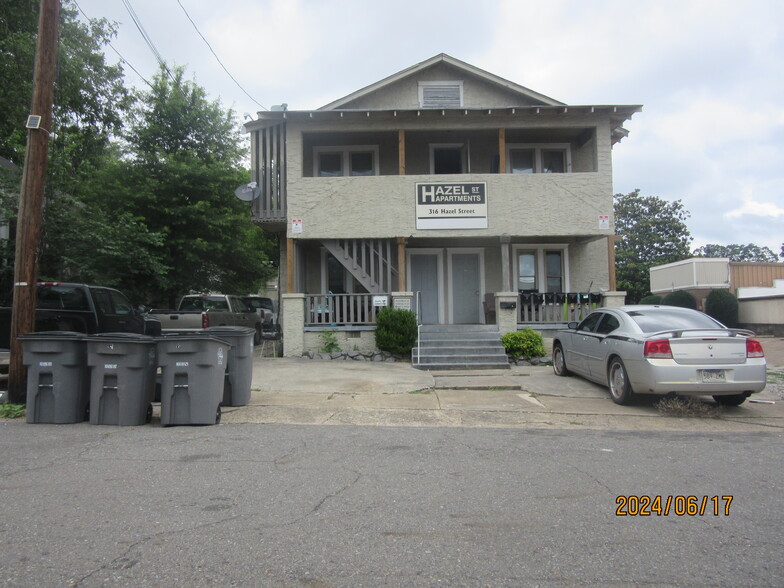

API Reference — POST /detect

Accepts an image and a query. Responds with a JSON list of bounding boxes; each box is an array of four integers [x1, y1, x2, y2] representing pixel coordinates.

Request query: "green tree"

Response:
[[0, 1, 132, 297], [117, 65, 275, 306], [692, 243, 778, 263], [614, 190, 693, 303]]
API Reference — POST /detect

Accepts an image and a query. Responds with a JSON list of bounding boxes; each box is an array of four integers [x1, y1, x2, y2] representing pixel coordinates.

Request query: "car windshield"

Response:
[[627, 308, 723, 333]]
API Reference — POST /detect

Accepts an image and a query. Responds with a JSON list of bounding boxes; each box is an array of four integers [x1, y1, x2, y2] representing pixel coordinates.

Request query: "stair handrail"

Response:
[[415, 290, 422, 366]]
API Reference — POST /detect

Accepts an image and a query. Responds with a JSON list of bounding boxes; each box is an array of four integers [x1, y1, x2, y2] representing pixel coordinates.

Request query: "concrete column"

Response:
[[391, 291, 415, 314], [495, 291, 519, 335], [282, 293, 305, 357], [602, 291, 627, 307]]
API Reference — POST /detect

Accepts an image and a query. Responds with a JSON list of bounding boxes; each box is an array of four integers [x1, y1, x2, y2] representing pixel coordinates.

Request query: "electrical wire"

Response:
[[72, 0, 152, 88], [120, 0, 177, 86], [175, 0, 267, 110]]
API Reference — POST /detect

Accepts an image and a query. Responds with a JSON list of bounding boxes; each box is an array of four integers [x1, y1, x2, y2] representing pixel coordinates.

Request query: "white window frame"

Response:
[[512, 244, 570, 293], [429, 142, 470, 174], [418, 81, 464, 108], [312, 145, 380, 177], [506, 143, 572, 174]]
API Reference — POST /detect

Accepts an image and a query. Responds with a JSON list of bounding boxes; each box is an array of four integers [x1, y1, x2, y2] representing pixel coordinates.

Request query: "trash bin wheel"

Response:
[[215, 406, 222, 424]]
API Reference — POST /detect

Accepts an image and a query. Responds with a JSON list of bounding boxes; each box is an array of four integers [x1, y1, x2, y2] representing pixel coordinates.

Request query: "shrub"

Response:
[[375, 307, 417, 355], [319, 330, 341, 353], [639, 295, 663, 305], [501, 328, 545, 359], [704, 289, 738, 327], [662, 290, 697, 309]]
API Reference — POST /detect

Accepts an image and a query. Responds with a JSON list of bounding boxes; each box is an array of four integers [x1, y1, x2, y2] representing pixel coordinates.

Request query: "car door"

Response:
[[584, 312, 622, 379], [567, 312, 604, 376], [91, 288, 143, 334]]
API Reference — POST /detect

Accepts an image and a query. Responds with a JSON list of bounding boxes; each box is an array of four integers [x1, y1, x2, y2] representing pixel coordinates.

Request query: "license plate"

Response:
[[701, 369, 726, 383]]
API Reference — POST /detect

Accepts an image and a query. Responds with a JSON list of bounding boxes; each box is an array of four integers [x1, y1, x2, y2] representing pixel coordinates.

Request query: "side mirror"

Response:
[[568, 321, 579, 330]]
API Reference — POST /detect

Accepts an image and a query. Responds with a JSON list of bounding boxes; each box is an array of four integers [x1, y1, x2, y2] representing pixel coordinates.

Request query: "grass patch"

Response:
[[0, 403, 26, 419], [655, 396, 723, 418], [408, 389, 432, 395]]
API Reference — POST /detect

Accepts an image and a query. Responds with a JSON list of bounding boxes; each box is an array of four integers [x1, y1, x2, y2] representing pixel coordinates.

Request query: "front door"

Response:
[[451, 252, 481, 324], [410, 253, 441, 324]]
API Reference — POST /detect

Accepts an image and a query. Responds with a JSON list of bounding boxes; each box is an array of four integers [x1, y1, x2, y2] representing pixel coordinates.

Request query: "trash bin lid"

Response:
[[18, 330, 86, 340], [156, 333, 232, 347], [87, 332, 156, 343], [203, 326, 255, 336]]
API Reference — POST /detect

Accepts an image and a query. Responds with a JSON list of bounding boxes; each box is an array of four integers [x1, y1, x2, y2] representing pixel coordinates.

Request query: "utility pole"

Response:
[[7, 0, 61, 404]]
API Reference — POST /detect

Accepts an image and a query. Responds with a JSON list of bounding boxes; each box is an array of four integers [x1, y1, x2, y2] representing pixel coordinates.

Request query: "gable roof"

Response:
[[319, 53, 565, 111]]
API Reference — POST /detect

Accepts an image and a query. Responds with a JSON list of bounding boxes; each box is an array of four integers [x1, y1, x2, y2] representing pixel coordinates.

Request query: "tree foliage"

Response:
[[0, 5, 275, 307], [692, 243, 779, 263], [614, 190, 693, 303], [115, 65, 275, 306]]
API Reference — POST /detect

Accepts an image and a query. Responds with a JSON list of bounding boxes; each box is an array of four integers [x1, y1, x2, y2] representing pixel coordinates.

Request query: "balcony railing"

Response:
[[518, 292, 602, 324], [305, 293, 387, 326]]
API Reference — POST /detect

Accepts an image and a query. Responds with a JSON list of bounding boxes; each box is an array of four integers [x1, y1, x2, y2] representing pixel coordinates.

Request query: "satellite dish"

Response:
[[234, 182, 260, 202]]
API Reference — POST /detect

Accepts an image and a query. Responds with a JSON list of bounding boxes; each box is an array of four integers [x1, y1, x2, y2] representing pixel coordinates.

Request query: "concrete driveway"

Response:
[[219, 337, 784, 432]]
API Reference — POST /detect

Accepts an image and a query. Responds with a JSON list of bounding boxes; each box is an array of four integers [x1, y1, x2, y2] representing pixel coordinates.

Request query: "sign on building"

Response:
[[415, 182, 488, 229]]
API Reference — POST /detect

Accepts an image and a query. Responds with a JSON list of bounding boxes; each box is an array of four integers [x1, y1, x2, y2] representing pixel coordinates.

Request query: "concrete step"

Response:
[[416, 339, 505, 349], [413, 360, 510, 371]]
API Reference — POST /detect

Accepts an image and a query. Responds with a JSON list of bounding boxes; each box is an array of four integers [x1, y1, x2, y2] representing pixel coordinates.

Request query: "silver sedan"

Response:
[[552, 305, 767, 405]]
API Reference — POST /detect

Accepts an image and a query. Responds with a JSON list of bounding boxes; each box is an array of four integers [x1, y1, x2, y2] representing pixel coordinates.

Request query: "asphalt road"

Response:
[[1, 422, 782, 587]]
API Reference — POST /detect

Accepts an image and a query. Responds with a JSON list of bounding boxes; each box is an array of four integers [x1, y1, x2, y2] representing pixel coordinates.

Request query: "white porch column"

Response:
[[500, 234, 511, 291], [282, 293, 305, 357], [602, 291, 627, 307], [495, 291, 519, 335]]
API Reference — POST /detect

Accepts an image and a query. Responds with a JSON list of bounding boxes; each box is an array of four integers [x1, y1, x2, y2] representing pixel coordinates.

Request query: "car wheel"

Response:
[[608, 357, 634, 405], [552, 343, 570, 377], [253, 325, 262, 346], [713, 393, 748, 407]]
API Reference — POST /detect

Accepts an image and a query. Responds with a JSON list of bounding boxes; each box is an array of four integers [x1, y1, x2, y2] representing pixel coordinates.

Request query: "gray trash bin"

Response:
[[203, 326, 255, 407], [156, 333, 231, 426], [20, 331, 89, 424], [86, 333, 157, 426]]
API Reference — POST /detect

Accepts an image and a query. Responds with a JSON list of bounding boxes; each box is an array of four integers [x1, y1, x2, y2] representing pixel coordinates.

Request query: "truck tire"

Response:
[[254, 325, 262, 346]]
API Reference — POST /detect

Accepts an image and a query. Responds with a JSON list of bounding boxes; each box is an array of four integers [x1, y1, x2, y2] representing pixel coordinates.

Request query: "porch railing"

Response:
[[305, 293, 387, 326], [518, 292, 603, 324]]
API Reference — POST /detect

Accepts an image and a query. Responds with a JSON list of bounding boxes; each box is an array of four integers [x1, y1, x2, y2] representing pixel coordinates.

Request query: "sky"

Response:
[[73, 0, 784, 255]]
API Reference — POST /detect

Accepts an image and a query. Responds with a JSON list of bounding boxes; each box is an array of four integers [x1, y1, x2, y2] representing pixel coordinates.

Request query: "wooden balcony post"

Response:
[[608, 235, 617, 291], [286, 237, 296, 293], [498, 128, 506, 173], [398, 129, 406, 175]]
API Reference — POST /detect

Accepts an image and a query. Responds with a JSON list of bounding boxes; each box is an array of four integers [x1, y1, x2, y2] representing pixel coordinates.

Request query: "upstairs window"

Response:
[[313, 146, 379, 177], [419, 81, 463, 108], [507, 144, 572, 174]]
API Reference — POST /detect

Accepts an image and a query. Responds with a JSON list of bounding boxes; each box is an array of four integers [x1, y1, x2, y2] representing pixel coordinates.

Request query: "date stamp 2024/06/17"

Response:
[[616, 495, 733, 517]]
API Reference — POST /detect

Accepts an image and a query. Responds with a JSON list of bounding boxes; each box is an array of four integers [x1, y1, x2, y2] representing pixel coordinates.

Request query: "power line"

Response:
[[175, 0, 267, 111], [120, 0, 177, 86], [72, 0, 152, 88]]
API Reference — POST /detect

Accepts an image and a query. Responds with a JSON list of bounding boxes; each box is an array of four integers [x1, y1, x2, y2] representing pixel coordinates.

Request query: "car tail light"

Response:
[[746, 339, 765, 358], [202, 312, 209, 329], [644, 339, 673, 359]]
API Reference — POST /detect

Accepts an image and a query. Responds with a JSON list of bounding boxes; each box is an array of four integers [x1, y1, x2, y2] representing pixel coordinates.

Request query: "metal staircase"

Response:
[[322, 239, 397, 294], [413, 324, 509, 370]]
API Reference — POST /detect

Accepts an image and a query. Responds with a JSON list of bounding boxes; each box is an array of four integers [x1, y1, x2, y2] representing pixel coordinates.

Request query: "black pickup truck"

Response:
[[0, 282, 161, 349]]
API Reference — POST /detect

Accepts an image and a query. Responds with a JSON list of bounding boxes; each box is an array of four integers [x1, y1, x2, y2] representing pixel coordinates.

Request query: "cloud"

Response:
[[725, 188, 784, 219]]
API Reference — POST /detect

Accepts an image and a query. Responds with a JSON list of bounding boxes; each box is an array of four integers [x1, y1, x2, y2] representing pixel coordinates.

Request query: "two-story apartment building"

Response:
[[245, 54, 640, 361]]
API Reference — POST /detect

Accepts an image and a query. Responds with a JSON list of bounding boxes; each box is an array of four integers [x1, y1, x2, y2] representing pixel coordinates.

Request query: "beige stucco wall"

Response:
[[568, 238, 611, 292], [284, 114, 614, 241]]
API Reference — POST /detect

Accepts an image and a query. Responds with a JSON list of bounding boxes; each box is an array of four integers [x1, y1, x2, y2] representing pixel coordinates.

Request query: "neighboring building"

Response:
[[650, 257, 784, 335], [245, 54, 640, 359]]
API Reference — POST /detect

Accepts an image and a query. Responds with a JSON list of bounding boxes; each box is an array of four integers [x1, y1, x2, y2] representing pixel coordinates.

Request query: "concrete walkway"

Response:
[[219, 337, 784, 432]]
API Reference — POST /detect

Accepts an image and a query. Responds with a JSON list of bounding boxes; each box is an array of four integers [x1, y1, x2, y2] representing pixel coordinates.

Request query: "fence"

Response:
[[518, 292, 602, 324], [305, 293, 386, 326]]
